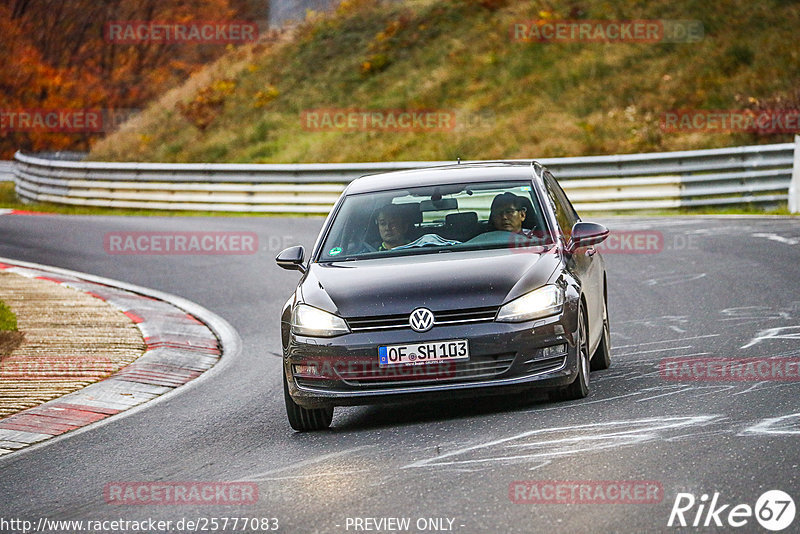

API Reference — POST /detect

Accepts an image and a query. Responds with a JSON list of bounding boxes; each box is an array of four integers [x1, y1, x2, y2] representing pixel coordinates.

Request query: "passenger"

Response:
[[376, 204, 413, 250]]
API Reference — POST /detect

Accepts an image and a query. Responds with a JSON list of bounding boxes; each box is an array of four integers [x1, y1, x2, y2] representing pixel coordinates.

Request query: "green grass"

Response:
[[0, 300, 17, 331], [0, 182, 325, 217]]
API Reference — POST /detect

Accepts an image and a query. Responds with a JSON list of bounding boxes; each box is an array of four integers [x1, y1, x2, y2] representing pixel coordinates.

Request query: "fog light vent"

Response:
[[541, 343, 567, 358]]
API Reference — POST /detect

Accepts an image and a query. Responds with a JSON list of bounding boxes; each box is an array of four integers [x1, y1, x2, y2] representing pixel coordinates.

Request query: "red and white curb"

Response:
[[0, 257, 240, 458], [0, 209, 49, 216]]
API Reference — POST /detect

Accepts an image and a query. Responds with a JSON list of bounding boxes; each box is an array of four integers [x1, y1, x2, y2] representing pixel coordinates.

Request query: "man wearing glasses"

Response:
[[489, 192, 534, 236]]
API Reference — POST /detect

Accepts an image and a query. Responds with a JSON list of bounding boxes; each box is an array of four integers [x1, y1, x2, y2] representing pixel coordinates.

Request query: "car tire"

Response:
[[590, 297, 611, 371], [283, 367, 333, 431], [550, 304, 590, 402]]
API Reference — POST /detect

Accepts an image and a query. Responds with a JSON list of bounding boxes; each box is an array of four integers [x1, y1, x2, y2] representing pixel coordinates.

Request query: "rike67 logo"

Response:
[[668, 490, 795, 531]]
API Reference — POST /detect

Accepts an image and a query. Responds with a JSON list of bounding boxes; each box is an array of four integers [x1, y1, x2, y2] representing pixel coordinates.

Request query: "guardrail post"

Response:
[[790, 135, 800, 214]]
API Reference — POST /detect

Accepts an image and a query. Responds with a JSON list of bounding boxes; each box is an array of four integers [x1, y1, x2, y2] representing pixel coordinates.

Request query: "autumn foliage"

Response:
[[0, 0, 266, 158]]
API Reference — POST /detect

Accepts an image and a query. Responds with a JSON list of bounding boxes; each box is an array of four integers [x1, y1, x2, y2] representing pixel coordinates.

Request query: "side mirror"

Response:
[[567, 222, 609, 252], [276, 246, 306, 273]]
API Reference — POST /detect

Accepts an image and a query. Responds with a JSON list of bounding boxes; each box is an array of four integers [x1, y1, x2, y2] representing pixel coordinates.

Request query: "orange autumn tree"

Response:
[[1, 0, 267, 158]]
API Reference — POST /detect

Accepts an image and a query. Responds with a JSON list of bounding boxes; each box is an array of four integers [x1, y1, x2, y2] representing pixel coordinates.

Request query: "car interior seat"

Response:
[[443, 212, 480, 242]]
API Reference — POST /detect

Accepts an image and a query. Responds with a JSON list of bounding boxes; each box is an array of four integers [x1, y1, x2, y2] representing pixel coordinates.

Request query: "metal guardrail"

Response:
[[0, 160, 14, 182], [11, 139, 800, 213]]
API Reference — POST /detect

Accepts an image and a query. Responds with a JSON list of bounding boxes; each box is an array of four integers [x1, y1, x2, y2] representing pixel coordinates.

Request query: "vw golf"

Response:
[[276, 162, 611, 431]]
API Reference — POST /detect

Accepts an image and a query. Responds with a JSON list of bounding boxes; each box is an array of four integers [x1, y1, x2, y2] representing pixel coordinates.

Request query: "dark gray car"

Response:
[[276, 162, 611, 431]]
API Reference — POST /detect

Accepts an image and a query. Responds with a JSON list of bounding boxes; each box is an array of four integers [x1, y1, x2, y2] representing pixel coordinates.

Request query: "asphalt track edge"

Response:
[[0, 255, 242, 466]]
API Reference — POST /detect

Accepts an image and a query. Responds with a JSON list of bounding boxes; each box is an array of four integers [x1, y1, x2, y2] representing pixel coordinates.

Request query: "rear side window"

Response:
[[543, 172, 578, 237]]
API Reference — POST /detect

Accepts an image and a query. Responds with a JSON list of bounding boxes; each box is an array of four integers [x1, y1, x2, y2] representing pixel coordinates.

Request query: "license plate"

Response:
[[378, 339, 469, 366]]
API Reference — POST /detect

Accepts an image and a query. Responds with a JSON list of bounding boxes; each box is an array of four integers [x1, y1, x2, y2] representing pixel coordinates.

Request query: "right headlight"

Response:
[[496, 285, 564, 322], [291, 304, 350, 337]]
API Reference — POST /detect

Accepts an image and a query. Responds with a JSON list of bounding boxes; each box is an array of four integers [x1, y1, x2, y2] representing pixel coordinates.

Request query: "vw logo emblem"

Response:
[[409, 308, 434, 332]]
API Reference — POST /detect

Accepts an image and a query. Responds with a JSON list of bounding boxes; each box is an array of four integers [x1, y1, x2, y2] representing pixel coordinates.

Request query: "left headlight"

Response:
[[496, 285, 564, 323], [291, 304, 351, 337]]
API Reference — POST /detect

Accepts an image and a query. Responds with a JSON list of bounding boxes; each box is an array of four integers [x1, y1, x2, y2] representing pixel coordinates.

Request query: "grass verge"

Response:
[[0, 298, 22, 358], [0, 182, 324, 217], [0, 299, 16, 331]]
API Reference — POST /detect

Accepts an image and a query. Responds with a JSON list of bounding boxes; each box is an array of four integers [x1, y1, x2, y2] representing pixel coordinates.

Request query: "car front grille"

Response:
[[295, 352, 515, 390], [346, 306, 498, 332], [293, 347, 568, 392]]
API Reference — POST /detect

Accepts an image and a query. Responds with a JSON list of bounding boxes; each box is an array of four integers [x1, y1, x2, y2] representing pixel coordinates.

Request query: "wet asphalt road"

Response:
[[0, 214, 799, 534]]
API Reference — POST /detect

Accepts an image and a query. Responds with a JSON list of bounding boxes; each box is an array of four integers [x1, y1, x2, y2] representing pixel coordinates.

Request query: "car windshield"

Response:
[[317, 180, 554, 262]]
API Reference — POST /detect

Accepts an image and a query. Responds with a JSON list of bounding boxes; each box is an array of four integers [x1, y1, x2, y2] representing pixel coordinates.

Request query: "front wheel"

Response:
[[283, 367, 333, 431], [550, 304, 590, 402]]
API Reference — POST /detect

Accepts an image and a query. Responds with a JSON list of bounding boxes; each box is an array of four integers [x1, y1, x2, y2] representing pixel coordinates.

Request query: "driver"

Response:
[[489, 192, 530, 235], [376, 204, 413, 250]]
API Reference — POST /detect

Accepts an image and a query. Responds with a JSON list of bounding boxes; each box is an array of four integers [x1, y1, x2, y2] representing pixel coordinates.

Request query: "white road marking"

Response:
[[617, 315, 691, 334], [527, 460, 552, 472], [242, 446, 374, 481], [642, 273, 706, 287], [741, 412, 800, 436], [633, 385, 692, 402], [720, 306, 791, 322], [635, 385, 732, 403], [693, 385, 736, 396], [524, 390, 645, 410], [741, 325, 800, 349], [730, 382, 768, 396], [752, 232, 800, 245], [720, 306, 792, 321], [403, 416, 718, 469], [614, 334, 719, 350], [616, 345, 693, 357], [244, 469, 373, 482]]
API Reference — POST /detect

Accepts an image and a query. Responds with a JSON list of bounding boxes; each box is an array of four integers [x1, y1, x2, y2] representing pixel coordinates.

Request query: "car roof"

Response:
[[344, 162, 545, 194]]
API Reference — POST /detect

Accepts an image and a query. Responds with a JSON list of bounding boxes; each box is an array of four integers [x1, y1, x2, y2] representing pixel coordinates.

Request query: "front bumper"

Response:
[[283, 305, 581, 409]]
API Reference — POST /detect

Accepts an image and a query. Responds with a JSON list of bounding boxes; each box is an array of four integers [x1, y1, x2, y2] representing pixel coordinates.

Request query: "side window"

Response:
[[546, 172, 580, 223], [543, 173, 577, 237]]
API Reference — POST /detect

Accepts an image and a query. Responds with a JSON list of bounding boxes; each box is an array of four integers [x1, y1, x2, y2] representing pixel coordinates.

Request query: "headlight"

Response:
[[292, 304, 350, 337], [496, 285, 564, 322]]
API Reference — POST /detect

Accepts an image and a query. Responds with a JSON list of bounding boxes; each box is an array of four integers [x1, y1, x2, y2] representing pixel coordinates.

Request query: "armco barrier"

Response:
[[10, 139, 800, 213], [0, 160, 13, 182]]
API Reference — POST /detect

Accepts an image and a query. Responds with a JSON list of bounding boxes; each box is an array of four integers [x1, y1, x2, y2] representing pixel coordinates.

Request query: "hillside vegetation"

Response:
[[89, 0, 800, 163], [1, 0, 266, 158]]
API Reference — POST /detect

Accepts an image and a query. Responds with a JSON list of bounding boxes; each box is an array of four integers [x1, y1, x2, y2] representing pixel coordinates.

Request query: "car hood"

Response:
[[301, 248, 561, 317]]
